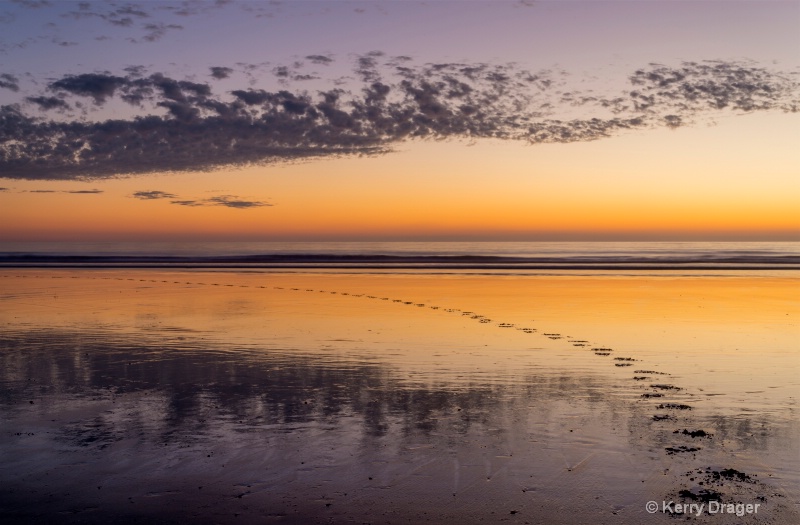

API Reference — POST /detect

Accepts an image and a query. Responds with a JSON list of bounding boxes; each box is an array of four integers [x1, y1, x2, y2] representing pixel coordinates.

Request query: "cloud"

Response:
[[0, 186, 9, 191], [47, 71, 212, 108], [58, 3, 193, 43], [140, 22, 183, 42], [205, 195, 271, 208], [210, 66, 233, 80], [124, 65, 148, 77], [114, 4, 148, 19], [355, 50, 383, 82], [170, 195, 271, 209], [11, 0, 52, 8], [1, 58, 797, 181], [49, 73, 128, 103], [167, 0, 232, 17], [627, 61, 797, 113], [291, 74, 317, 82], [25, 95, 69, 110], [134, 190, 270, 209], [306, 54, 333, 65], [132, 190, 177, 200], [25, 188, 102, 193], [0, 73, 19, 92], [62, 2, 150, 28], [274, 65, 290, 78]]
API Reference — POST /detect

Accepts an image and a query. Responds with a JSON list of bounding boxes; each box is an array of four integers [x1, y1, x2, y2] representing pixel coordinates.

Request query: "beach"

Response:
[[1, 268, 797, 524]]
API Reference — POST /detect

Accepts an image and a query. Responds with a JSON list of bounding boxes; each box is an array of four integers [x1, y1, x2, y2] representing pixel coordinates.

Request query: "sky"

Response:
[[0, 0, 798, 242]]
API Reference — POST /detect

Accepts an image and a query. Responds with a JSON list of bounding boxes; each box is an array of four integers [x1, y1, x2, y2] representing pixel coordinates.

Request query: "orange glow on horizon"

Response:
[[1, 113, 798, 242]]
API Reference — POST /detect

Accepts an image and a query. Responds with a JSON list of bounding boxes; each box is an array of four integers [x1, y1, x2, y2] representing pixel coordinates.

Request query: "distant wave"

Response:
[[2, 252, 799, 270]]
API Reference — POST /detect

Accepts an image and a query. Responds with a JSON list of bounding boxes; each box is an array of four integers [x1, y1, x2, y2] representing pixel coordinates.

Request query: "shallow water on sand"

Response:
[[0, 270, 798, 524]]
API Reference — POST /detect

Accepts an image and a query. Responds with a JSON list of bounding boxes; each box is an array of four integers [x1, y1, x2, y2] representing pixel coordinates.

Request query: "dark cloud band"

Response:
[[169, 195, 270, 209], [132, 190, 177, 200], [133, 190, 269, 209], [1, 58, 797, 180]]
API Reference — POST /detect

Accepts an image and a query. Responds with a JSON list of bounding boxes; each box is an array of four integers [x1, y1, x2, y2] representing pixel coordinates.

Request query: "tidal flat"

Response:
[[1, 270, 798, 524]]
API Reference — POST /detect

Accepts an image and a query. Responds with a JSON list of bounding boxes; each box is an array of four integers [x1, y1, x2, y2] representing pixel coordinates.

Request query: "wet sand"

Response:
[[1, 270, 798, 524]]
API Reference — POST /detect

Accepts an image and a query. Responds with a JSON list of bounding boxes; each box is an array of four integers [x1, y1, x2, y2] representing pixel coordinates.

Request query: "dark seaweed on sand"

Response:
[[665, 445, 701, 455], [678, 488, 723, 502], [652, 414, 675, 421], [674, 429, 712, 438], [657, 403, 692, 410]]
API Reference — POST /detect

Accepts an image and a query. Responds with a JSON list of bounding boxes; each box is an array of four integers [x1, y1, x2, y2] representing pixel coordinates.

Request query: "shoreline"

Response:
[[1, 252, 799, 271], [3, 263, 799, 271]]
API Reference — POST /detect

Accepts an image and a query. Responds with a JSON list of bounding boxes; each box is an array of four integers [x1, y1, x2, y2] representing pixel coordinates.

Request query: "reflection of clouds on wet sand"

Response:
[[0, 271, 798, 524], [0, 328, 656, 523], [1, 328, 640, 439]]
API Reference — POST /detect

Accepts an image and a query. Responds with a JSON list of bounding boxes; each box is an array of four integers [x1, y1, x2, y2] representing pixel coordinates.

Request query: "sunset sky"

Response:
[[1, 0, 798, 242]]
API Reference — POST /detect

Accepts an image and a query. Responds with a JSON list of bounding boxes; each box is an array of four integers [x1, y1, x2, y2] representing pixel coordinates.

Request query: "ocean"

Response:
[[2, 240, 799, 270]]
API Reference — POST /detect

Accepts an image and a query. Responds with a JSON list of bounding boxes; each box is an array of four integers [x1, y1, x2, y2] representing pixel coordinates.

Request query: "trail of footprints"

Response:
[[8, 272, 765, 504], [6, 273, 703, 426]]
